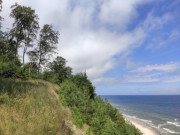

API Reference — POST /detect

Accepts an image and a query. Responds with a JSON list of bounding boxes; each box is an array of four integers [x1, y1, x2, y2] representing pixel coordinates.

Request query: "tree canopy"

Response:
[[10, 3, 39, 63], [28, 24, 59, 72]]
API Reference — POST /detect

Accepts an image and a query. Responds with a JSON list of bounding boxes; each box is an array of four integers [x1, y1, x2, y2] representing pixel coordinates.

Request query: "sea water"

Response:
[[101, 95, 180, 135]]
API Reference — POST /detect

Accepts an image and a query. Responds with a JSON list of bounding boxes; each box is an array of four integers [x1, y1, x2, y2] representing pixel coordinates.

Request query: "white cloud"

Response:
[[142, 13, 179, 51], [94, 62, 180, 84], [143, 13, 172, 32], [60, 27, 145, 79], [2, 0, 150, 79], [146, 29, 180, 50], [99, 0, 150, 29], [131, 63, 178, 73]]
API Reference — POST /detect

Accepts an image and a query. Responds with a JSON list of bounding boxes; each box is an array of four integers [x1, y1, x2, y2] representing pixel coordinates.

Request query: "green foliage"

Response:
[[46, 56, 72, 84], [42, 71, 59, 84], [72, 106, 84, 128], [0, 55, 21, 78], [69, 73, 95, 99], [0, 55, 37, 79], [29, 24, 59, 72], [23, 62, 39, 74], [60, 80, 84, 107], [10, 3, 39, 62], [49, 56, 66, 73], [0, 32, 16, 59], [0, 2, 61, 80], [60, 77, 142, 135], [15, 66, 30, 79]]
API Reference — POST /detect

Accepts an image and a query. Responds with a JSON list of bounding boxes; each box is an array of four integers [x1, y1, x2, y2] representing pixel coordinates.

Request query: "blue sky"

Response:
[[95, 0, 180, 95], [3, 0, 180, 95]]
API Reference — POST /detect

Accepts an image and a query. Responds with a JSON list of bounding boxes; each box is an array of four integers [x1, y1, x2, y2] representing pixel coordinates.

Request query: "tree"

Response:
[[70, 73, 96, 99], [49, 56, 72, 76], [0, 32, 16, 59], [10, 3, 39, 63], [49, 56, 66, 73], [48, 56, 72, 83], [29, 24, 59, 73]]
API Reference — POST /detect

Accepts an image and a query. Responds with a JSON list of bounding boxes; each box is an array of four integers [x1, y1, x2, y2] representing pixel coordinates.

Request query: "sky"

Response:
[[2, 0, 180, 95]]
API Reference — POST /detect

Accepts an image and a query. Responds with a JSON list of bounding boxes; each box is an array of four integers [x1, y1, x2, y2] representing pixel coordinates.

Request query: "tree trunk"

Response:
[[38, 43, 42, 73], [15, 41, 19, 57], [38, 51, 42, 73], [23, 46, 27, 64]]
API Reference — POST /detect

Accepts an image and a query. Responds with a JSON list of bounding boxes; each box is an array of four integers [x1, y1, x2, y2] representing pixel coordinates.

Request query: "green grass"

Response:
[[0, 78, 76, 135], [0, 78, 141, 135]]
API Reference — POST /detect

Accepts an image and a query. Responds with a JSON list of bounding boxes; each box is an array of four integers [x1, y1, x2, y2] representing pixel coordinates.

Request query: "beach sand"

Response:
[[125, 117, 158, 135]]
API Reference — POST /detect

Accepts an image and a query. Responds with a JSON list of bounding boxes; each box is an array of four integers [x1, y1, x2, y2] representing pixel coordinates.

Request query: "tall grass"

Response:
[[0, 78, 67, 135]]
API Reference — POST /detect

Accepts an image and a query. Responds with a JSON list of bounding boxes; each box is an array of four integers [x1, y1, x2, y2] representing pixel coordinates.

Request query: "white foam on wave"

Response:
[[157, 123, 167, 129], [123, 113, 180, 134], [123, 114, 154, 127], [148, 123, 159, 129], [167, 121, 180, 127], [138, 118, 152, 123], [163, 128, 180, 134], [174, 119, 178, 122]]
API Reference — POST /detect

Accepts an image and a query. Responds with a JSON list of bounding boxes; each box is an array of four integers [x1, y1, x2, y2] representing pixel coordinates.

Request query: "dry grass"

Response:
[[0, 79, 82, 135]]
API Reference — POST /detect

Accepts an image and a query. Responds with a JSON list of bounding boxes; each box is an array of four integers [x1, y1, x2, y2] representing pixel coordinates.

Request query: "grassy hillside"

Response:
[[0, 78, 84, 135], [0, 78, 141, 135]]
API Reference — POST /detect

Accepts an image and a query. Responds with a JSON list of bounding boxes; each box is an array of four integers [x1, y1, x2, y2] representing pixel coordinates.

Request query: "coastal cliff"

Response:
[[0, 78, 141, 135]]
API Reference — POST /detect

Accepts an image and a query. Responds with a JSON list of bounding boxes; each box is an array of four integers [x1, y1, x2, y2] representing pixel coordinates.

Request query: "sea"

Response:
[[101, 95, 180, 135]]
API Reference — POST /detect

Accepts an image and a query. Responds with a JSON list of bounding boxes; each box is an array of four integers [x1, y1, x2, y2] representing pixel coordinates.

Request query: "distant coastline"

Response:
[[125, 116, 158, 135], [101, 95, 180, 135]]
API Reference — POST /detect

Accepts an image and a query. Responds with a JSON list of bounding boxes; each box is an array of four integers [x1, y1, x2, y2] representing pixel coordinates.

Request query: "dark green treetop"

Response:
[[47, 56, 72, 83], [49, 56, 72, 76], [69, 73, 96, 99]]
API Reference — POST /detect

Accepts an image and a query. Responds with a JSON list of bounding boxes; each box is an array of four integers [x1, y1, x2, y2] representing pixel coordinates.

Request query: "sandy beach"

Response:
[[125, 117, 158, 135]]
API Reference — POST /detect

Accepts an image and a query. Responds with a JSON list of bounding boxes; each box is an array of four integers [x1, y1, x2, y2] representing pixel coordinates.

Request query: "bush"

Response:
[[60, 80, 84, 107], [0, 55, 21, 78], [69, 73, 96, 99], [72, 106, 83, 128]]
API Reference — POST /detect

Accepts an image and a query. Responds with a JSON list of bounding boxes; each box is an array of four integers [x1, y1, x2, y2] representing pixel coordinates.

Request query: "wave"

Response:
[[167, 121, 180, 127], [163, 128, 180, 134], [157, 123, 167, 128], [122, 113, 180, 134], [138, 118, 152, 123], [174, 119, 178, 122], [123, 114, 152, 123]]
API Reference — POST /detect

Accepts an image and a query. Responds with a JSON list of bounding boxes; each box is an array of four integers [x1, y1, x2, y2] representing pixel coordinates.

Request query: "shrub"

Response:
[[0, 55, 21, 78], [60, 80, 84, 107], [72, 106, 83, 128]]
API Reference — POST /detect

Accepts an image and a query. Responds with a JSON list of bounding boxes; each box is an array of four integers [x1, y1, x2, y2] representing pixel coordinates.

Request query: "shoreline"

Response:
[[125, 116, 158, 135]]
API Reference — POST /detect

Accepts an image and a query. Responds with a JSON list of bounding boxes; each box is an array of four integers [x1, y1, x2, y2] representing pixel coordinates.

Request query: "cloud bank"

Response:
[[2, 0, 148, 79]]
